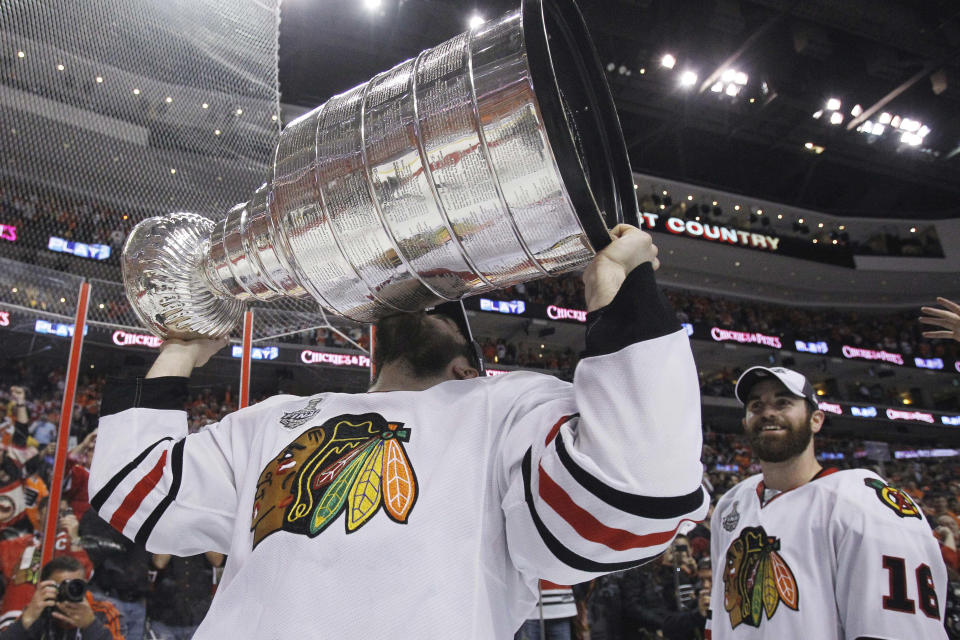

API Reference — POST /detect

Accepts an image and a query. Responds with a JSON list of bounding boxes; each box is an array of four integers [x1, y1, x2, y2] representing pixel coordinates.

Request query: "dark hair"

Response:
[[372, 312, 474, 381], [40, 556, 84, 581]]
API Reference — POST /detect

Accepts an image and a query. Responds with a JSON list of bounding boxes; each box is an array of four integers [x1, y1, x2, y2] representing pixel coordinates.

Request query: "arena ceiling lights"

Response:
[[709, 68, 749, 97], [611, 46, 940, 158], [813, 99, 932, 151]]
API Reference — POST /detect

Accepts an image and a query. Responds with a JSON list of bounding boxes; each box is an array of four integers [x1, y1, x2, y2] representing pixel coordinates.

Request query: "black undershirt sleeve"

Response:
[[583, 262, 681, 358], [99, 376, 190, 416]]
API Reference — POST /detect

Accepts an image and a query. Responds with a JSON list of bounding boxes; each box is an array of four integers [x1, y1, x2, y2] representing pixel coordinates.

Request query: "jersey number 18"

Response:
[[881, 555, 940, 619]]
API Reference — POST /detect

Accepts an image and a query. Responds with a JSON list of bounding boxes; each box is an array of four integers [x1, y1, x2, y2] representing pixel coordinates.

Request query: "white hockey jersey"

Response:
[[706, 468, 948, 640], [89, 266, 709, 639]]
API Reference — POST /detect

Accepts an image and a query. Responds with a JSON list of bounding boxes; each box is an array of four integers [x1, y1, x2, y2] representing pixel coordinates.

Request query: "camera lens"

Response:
[[57, 579, 87, 603]]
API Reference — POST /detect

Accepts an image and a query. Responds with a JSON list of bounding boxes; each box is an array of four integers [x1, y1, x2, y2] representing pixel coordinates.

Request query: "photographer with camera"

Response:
[[0, 556, 121, 640]]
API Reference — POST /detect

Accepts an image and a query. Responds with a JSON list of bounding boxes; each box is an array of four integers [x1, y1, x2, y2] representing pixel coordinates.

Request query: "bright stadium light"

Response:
[[710, 81, 723, 93], [679, 70, 697, 87], [364, 0, 382, 10], [829, 112, 843, 125], [900, 118, 920, 132], [901, 132, 921, 146], [468, 14, 484, 29], [661, 54, 676, 69], [725, 83, 739, 96], [826, 97, 841, 111], [812, 109, 823, 119], [878, 112, 892, 124], [721, 69, 736, 83], [850, 104, 863, 117], [734, 71, 748, 85]]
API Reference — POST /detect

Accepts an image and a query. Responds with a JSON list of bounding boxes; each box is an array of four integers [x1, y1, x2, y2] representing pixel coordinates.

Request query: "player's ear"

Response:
[[740, 417, 748, 432], [452, 363, 479, 380], [809, 409, 825, 434]]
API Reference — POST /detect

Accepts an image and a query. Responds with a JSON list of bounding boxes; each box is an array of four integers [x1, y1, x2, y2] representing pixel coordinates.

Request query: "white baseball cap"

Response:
[[735, 366, 818, 407]]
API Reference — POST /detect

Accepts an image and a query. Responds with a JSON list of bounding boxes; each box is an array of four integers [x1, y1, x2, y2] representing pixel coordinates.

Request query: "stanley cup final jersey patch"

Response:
[[279, 397, 325, 429], [863, 478, 922, 519], [250, 413, 418, 550], [723, 526, 799, 630]]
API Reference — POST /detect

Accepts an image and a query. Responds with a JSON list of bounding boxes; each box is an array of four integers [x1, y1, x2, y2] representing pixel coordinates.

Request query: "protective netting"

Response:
[[0, 0, 346, 346], [0, 256, 83, 325]]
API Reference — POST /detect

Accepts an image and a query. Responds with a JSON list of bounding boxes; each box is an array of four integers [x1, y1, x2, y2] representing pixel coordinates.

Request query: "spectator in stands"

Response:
[[27, 412, 56, 449], [145, 552, 224, 640], [935, 515, 960, 576], [661, 565, 710, 640], [0, 555, 121, 640], [0, 450, 39, 536], [514, 581, 576, 640], [655, 536, 699, 612], [4, 388, 29, 449], [78, 511, 150, 640], [573, 567, 668, 639], [0, 506, 92, 627], [925, 494, 960, 529]]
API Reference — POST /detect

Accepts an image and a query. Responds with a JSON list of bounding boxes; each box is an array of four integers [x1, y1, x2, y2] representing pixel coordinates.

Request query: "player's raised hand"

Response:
[[593, 224, 660, 274], [582, 225, 659, 311], [919, 297, 960, 343]]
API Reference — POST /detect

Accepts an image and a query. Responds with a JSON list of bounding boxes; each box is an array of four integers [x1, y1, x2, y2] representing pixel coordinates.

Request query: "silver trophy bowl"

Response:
[[122, 0, 639, 338]]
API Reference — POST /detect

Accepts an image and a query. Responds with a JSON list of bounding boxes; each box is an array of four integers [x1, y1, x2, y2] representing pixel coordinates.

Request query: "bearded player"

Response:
[[87, 225, 709, 639], [706, 366, 947, 639]]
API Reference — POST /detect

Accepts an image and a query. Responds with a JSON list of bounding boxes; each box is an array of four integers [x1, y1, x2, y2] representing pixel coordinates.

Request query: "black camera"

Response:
[[56, 579, 87, 603]]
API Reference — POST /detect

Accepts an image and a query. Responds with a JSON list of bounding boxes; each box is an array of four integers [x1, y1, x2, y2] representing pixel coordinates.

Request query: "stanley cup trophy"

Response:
[[122, 0, 639, 338]]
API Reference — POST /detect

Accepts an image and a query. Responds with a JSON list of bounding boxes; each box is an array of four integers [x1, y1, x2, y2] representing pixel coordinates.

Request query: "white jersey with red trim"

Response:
[[88, 265, 708, 639], [706, 468, 948, 640]]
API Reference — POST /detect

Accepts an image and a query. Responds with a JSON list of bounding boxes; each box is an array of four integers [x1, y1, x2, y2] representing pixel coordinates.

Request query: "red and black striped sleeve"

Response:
[[500, 264, 707, 584], [88, 376, 238, 554]]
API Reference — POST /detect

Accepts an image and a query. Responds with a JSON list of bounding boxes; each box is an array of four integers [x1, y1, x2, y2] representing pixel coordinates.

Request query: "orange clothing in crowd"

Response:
[[905, 487, 925, 502], [87, 592, 124, 640], [22, 476, 47, 532]]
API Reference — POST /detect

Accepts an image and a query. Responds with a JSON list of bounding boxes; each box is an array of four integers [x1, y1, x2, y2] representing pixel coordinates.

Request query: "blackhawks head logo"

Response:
[[251, 413, 418, 550], [723, 526, 798, 630], [863, 478, 921, 519]]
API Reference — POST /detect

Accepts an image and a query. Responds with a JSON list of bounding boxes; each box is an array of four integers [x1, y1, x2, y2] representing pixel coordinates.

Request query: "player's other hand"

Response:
[[161, 337, 229, 368], [583, 225, 659, 311], [920, 297, 960, 343], [146, 337, 229, 378]]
